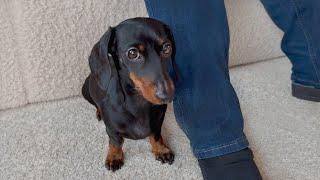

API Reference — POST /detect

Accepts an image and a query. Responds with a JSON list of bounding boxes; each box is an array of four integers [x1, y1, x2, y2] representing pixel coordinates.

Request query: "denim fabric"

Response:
[[260, 0, 320, 88], [144, 0, 320, 159]]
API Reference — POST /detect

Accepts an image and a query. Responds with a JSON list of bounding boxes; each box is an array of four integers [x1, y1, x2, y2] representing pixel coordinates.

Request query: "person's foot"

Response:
[[198, 148, 262, 180], [292, 82, 320, 102]]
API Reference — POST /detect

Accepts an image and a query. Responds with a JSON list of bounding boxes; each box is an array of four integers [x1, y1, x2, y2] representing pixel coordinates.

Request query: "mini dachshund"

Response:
[[82, 17, 176, 171]]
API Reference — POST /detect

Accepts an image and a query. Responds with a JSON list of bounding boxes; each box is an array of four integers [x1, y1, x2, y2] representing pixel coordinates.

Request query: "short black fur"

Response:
[[82, 17, 176, 170]]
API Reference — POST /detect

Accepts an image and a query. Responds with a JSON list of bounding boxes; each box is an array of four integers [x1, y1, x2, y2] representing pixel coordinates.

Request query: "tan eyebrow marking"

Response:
[[157, 38, 166, 45], [137, 44, 145, 52]]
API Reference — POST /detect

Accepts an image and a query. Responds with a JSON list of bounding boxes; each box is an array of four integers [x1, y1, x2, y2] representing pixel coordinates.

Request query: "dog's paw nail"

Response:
[[167, 153, 175, 164], [105, 159, 124, 172], [155, 151, 175, 165]]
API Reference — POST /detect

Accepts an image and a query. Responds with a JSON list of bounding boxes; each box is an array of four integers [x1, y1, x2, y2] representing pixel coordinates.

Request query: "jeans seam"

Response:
[[194, 136, 246, 153], [290, 0, 320, 83]]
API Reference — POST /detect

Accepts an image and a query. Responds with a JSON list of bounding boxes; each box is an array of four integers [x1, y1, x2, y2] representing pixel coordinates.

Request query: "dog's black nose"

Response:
[[155, 81, 172, 102], [156, 90, 169, 101]]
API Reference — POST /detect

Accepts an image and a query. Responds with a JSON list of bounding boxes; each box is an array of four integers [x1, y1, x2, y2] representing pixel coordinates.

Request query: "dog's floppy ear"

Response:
[[88, 27, 124, 104], [163, 24, 179, 82], [89, 27, 115, 83], [163, 24, 175, 57]]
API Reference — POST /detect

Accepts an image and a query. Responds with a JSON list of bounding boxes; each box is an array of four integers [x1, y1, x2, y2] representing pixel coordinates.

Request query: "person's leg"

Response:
[[261, 0, 320, 101], [144, 0, 261, 179]]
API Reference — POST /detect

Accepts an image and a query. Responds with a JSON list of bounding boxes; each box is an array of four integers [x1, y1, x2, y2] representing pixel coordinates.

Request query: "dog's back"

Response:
[[82, 75, 96, 107]]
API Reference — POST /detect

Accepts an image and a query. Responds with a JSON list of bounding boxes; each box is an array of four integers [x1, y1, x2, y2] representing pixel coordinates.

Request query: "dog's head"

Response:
[[89, 18, 176, 105]]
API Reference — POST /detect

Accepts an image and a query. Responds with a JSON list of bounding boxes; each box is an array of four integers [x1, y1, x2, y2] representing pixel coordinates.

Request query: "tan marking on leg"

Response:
[[105, 144, 124, 171], [149, 135, 170, 154], [149, 135, 174, 164]]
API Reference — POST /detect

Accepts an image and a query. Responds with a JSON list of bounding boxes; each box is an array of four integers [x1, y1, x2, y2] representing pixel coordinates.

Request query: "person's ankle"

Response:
[[198, 148, 262, 180], [292, 82, 320, 102]]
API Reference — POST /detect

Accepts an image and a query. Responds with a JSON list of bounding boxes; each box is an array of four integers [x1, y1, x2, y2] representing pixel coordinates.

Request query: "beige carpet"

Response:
[[1, 58, 319, 180]]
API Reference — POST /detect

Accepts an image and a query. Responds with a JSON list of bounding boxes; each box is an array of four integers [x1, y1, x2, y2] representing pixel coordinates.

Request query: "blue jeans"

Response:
[[144, 0, 320, 159]]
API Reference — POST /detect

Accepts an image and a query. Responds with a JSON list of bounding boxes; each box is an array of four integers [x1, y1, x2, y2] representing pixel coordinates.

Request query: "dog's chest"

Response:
[[108, 98, 153, 139], [124, 95, 152, 118]]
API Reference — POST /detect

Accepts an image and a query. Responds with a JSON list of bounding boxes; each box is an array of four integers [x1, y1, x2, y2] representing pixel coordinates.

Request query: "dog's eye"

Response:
[[127, 47, 140, 61], [161, 42, 172, 57]]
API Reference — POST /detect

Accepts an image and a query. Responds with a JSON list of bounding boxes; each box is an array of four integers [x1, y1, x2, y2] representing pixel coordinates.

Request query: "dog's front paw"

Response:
[[105, 157, 124, 172], [149, 135, 175, 165], [155, 150, 175, 165], [105, 144, 124, 172]]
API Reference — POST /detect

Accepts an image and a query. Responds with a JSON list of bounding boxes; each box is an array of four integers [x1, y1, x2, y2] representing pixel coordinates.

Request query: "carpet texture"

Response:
[[1, 58, 319, 180], [0, 0, 283, 110]]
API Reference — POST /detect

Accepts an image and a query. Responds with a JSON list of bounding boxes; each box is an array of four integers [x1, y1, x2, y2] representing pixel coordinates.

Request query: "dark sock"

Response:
[[198, 148, 262, 180]]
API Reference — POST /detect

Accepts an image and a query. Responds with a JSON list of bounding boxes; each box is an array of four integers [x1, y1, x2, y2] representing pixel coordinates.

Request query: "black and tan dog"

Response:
[[82, 18, 176, 171]]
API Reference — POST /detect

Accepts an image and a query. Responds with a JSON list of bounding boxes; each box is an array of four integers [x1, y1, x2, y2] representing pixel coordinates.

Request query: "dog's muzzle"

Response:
[[155, 80, 175, 104]]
